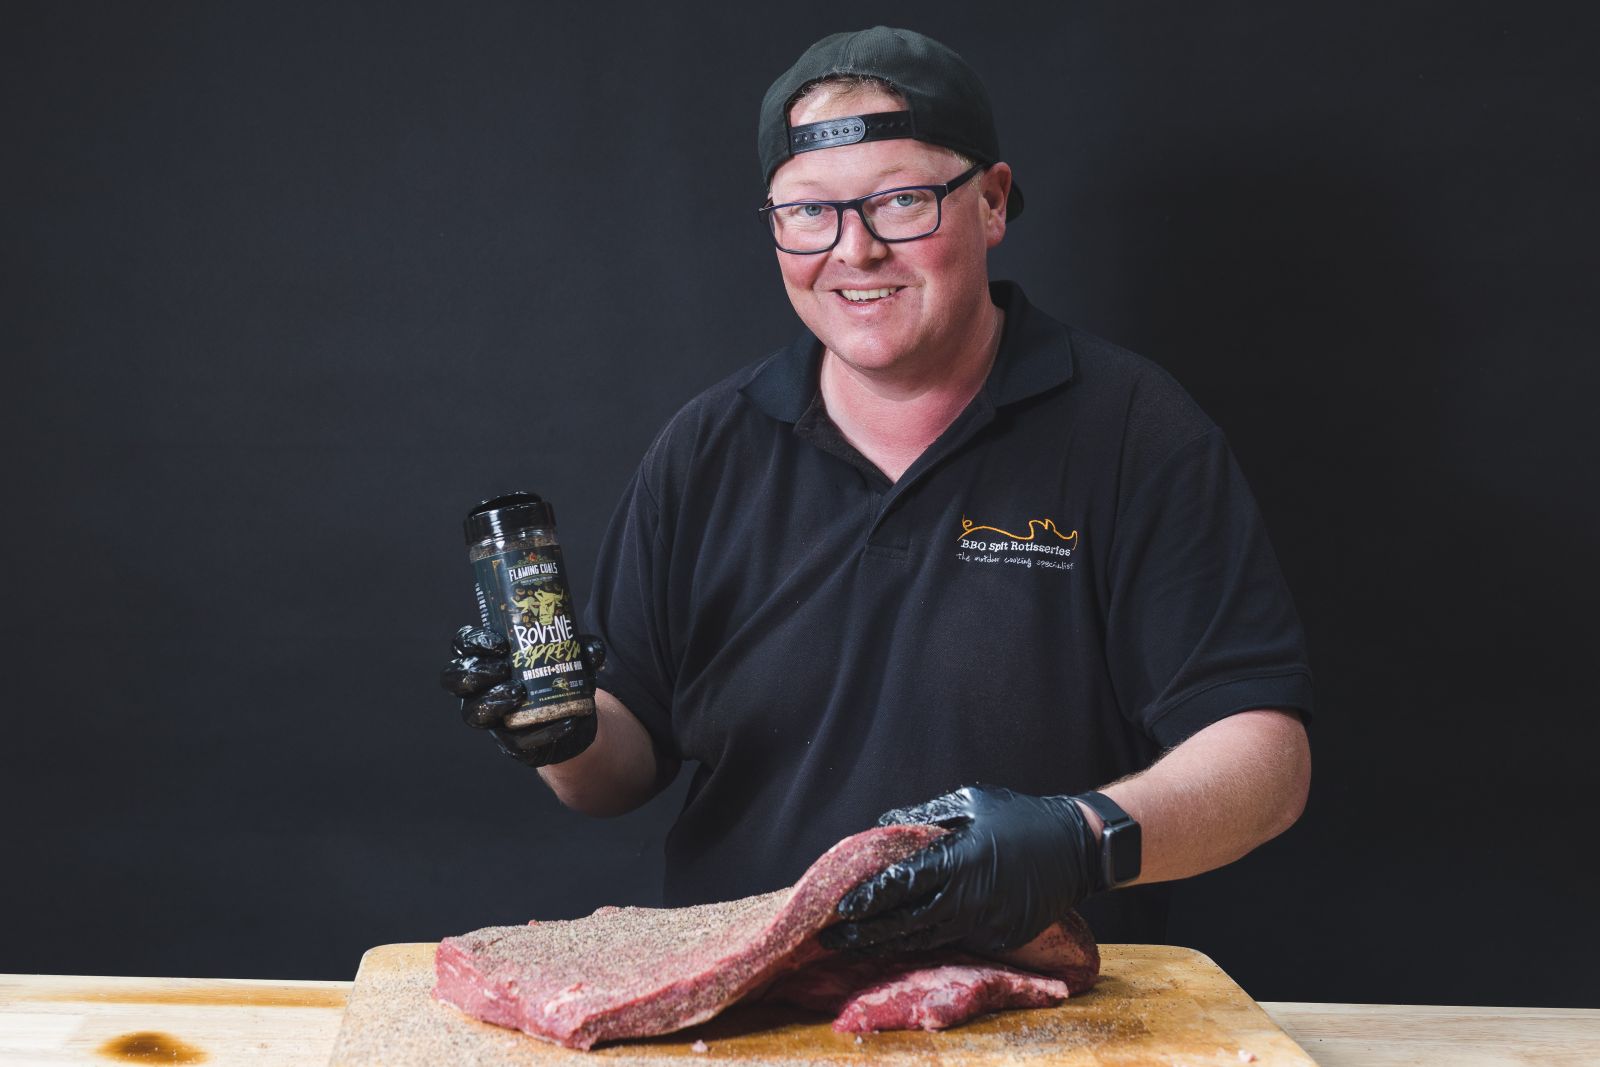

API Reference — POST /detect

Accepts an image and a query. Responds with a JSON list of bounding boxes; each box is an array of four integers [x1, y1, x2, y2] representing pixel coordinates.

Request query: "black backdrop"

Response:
[[5, 1, 1597, 1007]]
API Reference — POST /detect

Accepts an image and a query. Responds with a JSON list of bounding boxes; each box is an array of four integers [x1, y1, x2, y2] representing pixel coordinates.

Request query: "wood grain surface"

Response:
[[328, 942, 1316, 1066], [1264, 1002, 1600, 1067], [0, 972, 349, 1065], [5, 968, 1597, 1064]]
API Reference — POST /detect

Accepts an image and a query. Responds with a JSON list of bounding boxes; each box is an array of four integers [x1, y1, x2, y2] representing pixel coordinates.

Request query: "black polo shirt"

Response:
[[584, 281, 1313, 944]]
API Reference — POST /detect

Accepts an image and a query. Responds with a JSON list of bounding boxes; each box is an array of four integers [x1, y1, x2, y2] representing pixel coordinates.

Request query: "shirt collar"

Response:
[[739, 281, 1076, 423]]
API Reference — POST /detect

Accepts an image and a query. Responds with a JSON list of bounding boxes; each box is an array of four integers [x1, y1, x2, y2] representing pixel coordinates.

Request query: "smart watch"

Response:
[[1073, 791, 1142, 890]]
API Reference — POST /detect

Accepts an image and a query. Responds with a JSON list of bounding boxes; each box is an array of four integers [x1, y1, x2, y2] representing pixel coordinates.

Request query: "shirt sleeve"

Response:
[[581, 463, 681, 760], [1103, 425, 1315, 748]]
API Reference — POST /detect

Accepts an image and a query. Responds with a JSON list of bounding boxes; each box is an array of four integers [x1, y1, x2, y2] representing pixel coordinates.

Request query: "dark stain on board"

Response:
[[97, 1031, 207, 1063]]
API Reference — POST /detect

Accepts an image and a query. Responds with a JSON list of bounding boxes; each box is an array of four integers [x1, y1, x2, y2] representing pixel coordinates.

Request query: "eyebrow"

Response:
[[774, 168, 937, 198]]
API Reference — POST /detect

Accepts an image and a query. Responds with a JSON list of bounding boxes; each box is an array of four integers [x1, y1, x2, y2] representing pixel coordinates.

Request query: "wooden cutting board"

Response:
[[327, 943, 1317, 1065]]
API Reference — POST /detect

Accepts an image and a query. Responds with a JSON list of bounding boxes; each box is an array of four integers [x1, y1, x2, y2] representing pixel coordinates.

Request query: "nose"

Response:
[[833, 205, 888, 267]]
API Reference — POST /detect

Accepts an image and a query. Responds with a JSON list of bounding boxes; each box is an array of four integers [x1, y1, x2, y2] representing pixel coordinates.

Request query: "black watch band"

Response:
[[1073, 791, 1142, 890]]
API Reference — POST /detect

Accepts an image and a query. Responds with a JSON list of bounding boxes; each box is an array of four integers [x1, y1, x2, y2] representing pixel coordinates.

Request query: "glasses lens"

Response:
[[863, 187, 941, 241], [769, 202, 839, 253]]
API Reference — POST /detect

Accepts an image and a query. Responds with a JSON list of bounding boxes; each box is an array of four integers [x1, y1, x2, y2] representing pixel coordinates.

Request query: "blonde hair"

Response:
[[788, 74, 906, 115]]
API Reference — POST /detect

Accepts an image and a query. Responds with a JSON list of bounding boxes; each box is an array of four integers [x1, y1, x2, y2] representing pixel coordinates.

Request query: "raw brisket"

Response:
[[762, 910, 1100, 1033], [433, 824, 1099, 1048], [764, 955, 1072, 1032]]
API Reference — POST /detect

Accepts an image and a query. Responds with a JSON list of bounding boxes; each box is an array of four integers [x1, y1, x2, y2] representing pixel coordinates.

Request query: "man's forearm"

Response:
[[1075, 708, 1311, 887], [537, 688, 667, 817]]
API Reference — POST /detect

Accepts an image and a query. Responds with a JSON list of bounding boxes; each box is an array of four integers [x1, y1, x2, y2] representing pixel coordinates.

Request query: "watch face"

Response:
[[1103, 822, 1142, 885]]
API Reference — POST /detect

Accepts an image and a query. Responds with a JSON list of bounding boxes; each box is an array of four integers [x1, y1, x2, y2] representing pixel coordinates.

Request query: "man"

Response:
[[443, 27, 1312, 951]]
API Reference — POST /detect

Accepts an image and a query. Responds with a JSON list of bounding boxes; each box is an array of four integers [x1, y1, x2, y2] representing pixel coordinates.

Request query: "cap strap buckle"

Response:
[[787, 110, 917, 156]]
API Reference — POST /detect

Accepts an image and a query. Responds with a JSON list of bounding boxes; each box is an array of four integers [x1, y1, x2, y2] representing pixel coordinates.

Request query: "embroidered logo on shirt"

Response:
[[956, 516, 1078, 571]]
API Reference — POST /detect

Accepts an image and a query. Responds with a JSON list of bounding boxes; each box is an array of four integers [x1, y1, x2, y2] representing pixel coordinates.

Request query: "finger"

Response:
[[533, 713, 597, 764], [837, 864, 915, 923], [453, 625, 508, 657], [824, 891, 960, 952], [876, 791, 973, 829], [461, 681, 524, 729], [491, 714, 596, 767], [580, 634, 606, 673], [440, 654, 512, 696], [838, 837, 956, 920], [852, 918, 964, 955], [841, 867, 975, 955]]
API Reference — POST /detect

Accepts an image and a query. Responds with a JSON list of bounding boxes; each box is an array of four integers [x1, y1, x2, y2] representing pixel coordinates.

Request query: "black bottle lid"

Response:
[[464, 492, 556, 546]]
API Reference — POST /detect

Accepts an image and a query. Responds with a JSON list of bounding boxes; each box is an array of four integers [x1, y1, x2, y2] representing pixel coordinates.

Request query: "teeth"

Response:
[[840, 287, 901, 302]]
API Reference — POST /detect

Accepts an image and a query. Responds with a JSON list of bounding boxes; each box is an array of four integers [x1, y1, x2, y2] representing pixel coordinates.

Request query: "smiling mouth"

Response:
[[836, 287, 904, 303]]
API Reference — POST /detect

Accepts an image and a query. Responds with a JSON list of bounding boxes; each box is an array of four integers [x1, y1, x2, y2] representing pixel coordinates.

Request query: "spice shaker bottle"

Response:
[[464, 492, 599, 733]]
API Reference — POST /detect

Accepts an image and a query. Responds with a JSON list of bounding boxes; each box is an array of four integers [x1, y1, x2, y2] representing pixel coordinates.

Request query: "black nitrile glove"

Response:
[[819, 785, 1099, 956], [440, 625, 518, 726], [439, 625, 606, 767]]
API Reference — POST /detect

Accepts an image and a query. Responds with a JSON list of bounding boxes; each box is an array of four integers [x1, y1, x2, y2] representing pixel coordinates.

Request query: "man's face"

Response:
[[769, 88, 1011, 378]]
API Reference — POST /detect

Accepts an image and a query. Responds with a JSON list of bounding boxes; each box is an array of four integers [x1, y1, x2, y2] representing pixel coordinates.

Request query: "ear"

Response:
[[980, 162, 1012, 248]]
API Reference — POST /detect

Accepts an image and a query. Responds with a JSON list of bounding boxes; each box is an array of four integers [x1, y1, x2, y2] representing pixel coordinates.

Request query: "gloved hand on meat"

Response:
[[821, 785, 1100, 955]]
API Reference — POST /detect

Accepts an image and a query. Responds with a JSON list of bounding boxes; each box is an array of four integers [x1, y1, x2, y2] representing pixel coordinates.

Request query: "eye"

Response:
[[799, 203, 826, 218], [877, 188, 934, 212]]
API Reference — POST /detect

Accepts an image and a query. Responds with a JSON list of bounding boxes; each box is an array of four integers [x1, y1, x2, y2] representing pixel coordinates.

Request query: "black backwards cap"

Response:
[[758, 26, 1024, 220]]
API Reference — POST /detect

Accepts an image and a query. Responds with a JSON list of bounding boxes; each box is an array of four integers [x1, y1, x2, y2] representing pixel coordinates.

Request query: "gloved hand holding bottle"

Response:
[[439, 492, 607, 767]]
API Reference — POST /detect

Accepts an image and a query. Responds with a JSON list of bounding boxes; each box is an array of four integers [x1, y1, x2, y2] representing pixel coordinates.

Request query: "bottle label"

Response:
[[472, 543, 590, 717]]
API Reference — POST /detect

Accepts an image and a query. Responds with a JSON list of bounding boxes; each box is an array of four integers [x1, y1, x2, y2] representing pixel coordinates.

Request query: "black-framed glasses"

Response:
[[758, 164, 984, 254]]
